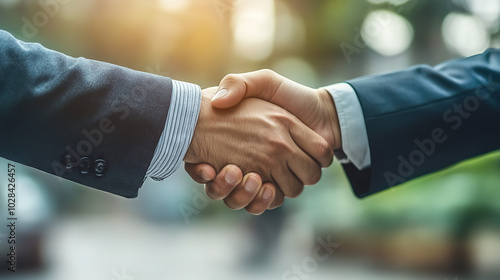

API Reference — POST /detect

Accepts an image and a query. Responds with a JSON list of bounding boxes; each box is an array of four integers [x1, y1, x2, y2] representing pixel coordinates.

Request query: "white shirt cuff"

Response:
[[146, 80, 202, 180], [323, 83, 371, 170]]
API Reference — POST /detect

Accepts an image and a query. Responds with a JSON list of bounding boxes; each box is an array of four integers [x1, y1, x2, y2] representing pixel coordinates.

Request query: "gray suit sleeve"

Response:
[[0, 30, 177, 198]]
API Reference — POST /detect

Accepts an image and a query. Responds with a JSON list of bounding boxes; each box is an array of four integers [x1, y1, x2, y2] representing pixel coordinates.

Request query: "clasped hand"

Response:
[[183, 70, 342, 214]]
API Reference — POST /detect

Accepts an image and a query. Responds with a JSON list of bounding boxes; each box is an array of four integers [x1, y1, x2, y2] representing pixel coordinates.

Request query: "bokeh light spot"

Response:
[[442, 13, 490, 57], [361, 10, 414, 56], [232, 0, 275, 61]]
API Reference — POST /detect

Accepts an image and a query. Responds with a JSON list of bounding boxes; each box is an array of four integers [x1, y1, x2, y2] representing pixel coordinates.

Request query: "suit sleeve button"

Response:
[[63, 154, 77, 169], [78, 157, 91, 174], [94, 159, 108, 177]]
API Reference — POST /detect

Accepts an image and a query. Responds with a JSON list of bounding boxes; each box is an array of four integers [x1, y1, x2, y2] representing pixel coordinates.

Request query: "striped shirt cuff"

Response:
[[146, 80, 202, 181]]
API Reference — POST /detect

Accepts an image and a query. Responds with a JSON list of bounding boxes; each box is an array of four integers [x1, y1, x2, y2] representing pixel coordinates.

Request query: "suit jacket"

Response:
[[344, 49, 500, 198], [0, 30, 172, 198]]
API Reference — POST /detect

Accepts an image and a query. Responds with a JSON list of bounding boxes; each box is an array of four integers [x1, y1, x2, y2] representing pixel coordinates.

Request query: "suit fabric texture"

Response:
[[345, 49, 500, 198], [0, 30, 172, 198]]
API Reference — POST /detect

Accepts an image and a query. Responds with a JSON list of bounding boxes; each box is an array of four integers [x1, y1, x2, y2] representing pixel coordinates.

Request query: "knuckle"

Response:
[[261, 159, 277, 173], [281, 144, 294, 155], [206, 183, 227, 199], [259, 69, 276, 76], [317, 140, 333, 166], [272, 112, 292, 127], [308, 167, 322, 185], [310, 171, 321, 185], [282, 178, 304, 198], [260, 69, 278, 83], [287, 184, 304, 198], [230, 193, 251, 209], [256, 155, 275, 173], [269, 138, 289, 154], [222, 73, 240, 84], [224, 198, 244, 210]]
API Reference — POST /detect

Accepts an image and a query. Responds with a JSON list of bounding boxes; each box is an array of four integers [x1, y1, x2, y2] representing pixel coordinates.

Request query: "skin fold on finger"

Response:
[[288, 118, 334, 168], [184, 162, 216, 184], [204, 165, 243, 200], [223, 173, 262, 210], [287, 153, 322, 188], [245, 183, 275, 215], [270, 165, 303, 200]]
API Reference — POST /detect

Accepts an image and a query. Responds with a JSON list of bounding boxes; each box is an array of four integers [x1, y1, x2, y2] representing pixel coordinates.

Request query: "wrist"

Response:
[[184, 92, 211, 163], [317, 88, 342, 150]]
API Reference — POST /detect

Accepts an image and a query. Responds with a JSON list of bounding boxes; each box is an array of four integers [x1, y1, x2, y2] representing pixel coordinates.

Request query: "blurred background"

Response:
[[1, 0, 500, 279]]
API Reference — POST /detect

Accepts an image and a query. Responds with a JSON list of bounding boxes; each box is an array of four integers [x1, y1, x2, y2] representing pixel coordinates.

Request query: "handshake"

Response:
[[2, 30, 494, 211], [183, 70, 342, 215]]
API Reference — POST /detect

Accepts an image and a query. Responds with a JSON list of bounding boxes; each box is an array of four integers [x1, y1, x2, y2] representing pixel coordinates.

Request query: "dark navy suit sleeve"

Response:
[[345, 49, 500, 198], [0, 30, 172, 198]]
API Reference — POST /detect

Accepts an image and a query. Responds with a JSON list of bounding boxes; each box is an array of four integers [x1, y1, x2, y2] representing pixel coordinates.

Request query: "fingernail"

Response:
[[212, 89, 228, 101], [225, 168, 239, 184], [244, 177, 259, 193], [199, 169, 211, 182], [262, 187, 273, 200]]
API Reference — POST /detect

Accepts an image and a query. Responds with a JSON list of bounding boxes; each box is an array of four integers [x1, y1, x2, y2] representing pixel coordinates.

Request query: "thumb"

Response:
[[211, 69, 282, 109]]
